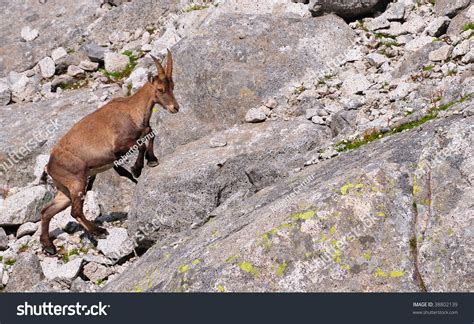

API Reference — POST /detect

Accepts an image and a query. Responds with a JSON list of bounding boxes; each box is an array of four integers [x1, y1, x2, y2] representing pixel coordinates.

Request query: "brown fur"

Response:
[[40, 51, 179, 255]]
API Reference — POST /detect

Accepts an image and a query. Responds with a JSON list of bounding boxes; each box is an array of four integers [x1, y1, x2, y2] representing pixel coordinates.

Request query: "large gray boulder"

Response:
[[87, 0, 185, 45], [447, 4, 474, 35], [0, 0, 98, 77], [105, 99, 474, 292], [434, 0, 472, 18], [0, 186, 52, 226], [154, 13, 355, 156], [128, 119, 331, 246], [5, 253, 44, 292], [308, 0, 390, 20]]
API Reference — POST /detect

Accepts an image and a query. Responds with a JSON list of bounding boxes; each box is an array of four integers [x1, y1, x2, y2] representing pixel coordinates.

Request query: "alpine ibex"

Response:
[[39, 50, 179, 255]]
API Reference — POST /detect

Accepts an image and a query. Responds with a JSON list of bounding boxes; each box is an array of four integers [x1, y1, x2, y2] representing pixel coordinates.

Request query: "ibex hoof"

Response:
[[147, 160, 159, 167], [131, 166, 142, 178], [42, 244, 57, 255], [90, 226, 109, 239]]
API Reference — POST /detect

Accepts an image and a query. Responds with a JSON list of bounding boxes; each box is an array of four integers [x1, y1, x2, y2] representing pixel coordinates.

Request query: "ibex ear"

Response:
[[165, 49, 173, 80], [147, 72, 155, 83], [150, 55, 166, 81]]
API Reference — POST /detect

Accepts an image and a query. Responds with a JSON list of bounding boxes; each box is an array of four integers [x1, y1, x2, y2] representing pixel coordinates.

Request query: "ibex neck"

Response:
[[129, 82, 156, 128]]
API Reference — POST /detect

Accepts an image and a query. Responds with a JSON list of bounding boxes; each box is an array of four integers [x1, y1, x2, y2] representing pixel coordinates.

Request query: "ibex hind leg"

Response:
[[67, 177, 108, 239], [40, 190, 71, 255]]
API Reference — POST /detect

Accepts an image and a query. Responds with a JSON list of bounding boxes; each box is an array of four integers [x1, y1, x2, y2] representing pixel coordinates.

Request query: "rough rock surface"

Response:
[[0, 186, 52, 225], [0, 0, 473, 293], [434, 0, 472, 18], [155, 13, 355, 156], [41, 257, 83, 281], [105, 100, 474, 292], [128, 120, 331, 245], [5, 253, 44, 292]]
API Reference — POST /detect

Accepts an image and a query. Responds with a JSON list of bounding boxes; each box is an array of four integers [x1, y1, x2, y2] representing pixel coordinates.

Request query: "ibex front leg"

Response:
[[130, 127, 157, 178], [145, 128, 159, 167]]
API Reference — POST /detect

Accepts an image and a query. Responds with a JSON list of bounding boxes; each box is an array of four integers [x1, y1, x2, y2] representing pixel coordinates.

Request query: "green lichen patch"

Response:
[[291, 210, 316, 221], [340, 183, 364, 195], [389, 270, 405, 278], [373, 267, 387, 278], [276, 262, 287, 276], [177, 264, 189, 274], [237, 261, 259, 276], [238, 261, 254, 273], [225, 255, 237, 263]]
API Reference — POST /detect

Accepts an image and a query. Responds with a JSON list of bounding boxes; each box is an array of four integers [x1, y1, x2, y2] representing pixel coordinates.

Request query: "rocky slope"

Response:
[[0, 0, 472, 292]]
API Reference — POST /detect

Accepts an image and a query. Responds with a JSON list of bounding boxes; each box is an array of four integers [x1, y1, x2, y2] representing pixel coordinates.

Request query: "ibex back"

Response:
[[39, 50, 179, 255]]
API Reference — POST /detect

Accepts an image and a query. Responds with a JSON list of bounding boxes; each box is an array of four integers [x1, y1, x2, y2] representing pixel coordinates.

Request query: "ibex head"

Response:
[[149, 50, 179, 114]]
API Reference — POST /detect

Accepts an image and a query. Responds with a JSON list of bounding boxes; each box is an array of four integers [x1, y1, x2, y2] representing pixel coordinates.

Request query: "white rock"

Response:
[[340, 95, 366, 110], [344, 48, 364, 62], [38, 57, 55, 78], [67, 65, 85, 77], [305, 108, 319, 120], [16, 222, 38, 239], [104, 52, 130, 73], [366, 17, 390, 31], [82, 262, 110, 282], [389, 82, 414, 101], [0, 78, 11, 106], [83, 190, 101, 219], [462, 49, 474, 63], [0, 186, 52, 226], [21, 26, 39, 41], [452, 40, 470, 58], [141, 44, 153, 52], [8, 72, 37, 102], [51, 47, 67, 62], [429, 45, 452, 62], [405, 36, 435, 52], [0, 264, 3, 287], [403, 16, 426, 34], [425, 16, 451, 37], [97, 228, 133, 261], [33, 154, 50, 181], [341, 73, 371, 95], [379, 22, 407, 37], [311, 116, 326, 125], [466, 5, 474, 20], [264, 98, 278, 109], [383, 2, 406, 21], [11, 235, 31, 253], [150, 27, 181, 56], [78, 60, 99, 71], [366, 53, 388, 68], [245, 107, 267, 123], [0, 227, 8, 251], [125, 67, 147, 92], [2, 268, 9, 286], [41, 257, 83, 280], [396, 35, 413, 45]]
